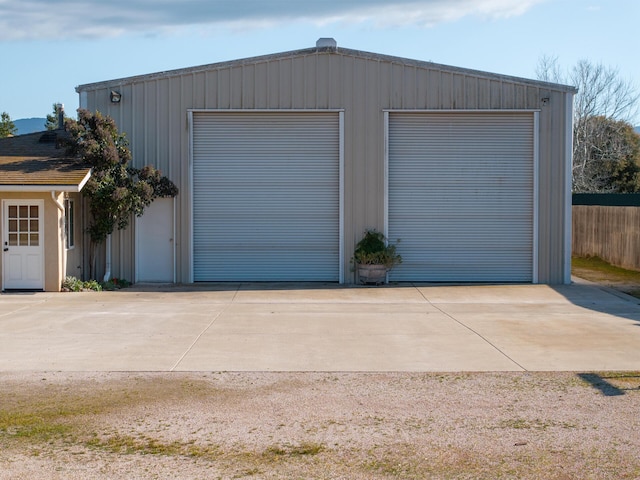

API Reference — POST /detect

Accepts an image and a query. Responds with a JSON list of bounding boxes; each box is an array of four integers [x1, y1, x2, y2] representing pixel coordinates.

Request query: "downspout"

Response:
[[51, 191, 66, 286], [51, 190, 65, 212], [104, 234, 111, 282]]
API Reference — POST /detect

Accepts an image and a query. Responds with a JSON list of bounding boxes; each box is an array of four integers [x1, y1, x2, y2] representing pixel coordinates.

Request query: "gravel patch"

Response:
[[1, 371, 639, 479]]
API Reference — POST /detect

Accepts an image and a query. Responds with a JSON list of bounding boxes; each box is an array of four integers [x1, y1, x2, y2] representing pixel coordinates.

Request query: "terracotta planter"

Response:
[[357, 264, 388, 285]]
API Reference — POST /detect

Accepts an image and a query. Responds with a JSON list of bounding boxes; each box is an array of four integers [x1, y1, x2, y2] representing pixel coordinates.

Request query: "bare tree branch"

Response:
[[536, 56, 640, 192]]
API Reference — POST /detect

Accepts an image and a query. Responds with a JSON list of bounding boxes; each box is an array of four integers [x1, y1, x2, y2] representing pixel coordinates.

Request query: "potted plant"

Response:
[[352, 229, 402, 284]]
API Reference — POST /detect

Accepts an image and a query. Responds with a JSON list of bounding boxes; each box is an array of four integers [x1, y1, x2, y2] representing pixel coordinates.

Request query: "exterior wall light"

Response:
[[110, 91, 122, 103]]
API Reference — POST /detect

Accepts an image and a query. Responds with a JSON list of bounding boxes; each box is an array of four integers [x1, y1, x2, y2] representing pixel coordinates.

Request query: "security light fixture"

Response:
[[110, 91, 122, 103]]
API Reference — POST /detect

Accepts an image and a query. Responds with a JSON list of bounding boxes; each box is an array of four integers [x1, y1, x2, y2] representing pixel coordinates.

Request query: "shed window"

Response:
[[65, 199, 75, 249]]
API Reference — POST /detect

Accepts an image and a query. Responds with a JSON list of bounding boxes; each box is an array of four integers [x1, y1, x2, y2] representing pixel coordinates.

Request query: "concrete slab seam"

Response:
[[412, 284, 528, 372], [0, 302, 42, 319], [169, 285, 241, 371]]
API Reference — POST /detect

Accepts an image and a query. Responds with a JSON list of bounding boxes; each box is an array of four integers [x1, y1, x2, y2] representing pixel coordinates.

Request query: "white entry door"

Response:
[[2, 200, 44, 290], [136, 197, 174, 282]]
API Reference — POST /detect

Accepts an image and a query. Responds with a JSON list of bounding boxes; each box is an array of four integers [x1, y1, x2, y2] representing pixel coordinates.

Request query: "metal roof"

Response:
[[76, 43, 578, 94]]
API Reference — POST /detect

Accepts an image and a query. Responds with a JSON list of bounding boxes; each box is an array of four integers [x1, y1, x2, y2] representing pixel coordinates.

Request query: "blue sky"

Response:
[[1, 0, 638, 121]]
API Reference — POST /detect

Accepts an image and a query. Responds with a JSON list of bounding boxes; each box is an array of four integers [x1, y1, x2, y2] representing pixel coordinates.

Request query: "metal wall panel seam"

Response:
[[79, 91, 88, 110], [533, 111, 540, 283], [339, 111, 345, 284], [383, 110, 390, 285], [383, 111, 389, 238], [564, 92, 575, 284], [134, 212, 140, 283], [172, 197, 176, 283], [187, 110, 194, 283]]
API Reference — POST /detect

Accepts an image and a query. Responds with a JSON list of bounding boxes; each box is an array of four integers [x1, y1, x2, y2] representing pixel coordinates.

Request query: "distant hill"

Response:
[[14, 118, 47, 135]]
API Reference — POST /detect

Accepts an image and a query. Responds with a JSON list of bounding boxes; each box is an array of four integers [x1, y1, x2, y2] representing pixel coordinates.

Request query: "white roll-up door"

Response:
[[388, 112, 535, 282], [192, 112, 341, 281]]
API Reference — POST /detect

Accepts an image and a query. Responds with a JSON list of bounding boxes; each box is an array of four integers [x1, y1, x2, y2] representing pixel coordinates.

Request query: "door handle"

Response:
[[3, 248, 7, 252]]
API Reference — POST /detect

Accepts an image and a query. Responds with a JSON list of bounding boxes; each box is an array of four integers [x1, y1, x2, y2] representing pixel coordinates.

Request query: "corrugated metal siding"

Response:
[[192, 112, 340, 281], [388, 112, 534, 282], [536, 90, 572, 284], [78, 48, 572, 284]]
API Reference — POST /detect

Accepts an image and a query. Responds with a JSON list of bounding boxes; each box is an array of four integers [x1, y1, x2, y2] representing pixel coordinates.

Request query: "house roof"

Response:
[[76, 42, 578, 94], [0, 130, 92, 192]]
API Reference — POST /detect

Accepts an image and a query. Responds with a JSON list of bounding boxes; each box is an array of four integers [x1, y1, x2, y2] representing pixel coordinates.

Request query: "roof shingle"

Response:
[[0, 131, 91, 191]]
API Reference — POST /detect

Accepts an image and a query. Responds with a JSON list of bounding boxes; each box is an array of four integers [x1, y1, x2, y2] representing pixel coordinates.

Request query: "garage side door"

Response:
[[388, 112, 535, 282], [192, 112, 340, 281]]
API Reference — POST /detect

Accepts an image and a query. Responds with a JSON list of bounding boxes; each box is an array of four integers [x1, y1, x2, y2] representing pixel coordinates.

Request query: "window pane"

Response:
[[8, 234, 17, 246], [8, 219, 17, 233], [30, 219, 39, 232], [30, 205, 38, 218], [19, 233, 29, 246], [8, 205, 17, 218], [19, 219, 28, 232], [30, 234, 39, 246], [19, 206, 28, 218]]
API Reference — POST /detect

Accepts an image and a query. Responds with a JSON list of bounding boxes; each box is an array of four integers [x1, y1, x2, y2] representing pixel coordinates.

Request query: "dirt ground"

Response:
[[2, 263, 639, 478], [1, 371, 639, 479]]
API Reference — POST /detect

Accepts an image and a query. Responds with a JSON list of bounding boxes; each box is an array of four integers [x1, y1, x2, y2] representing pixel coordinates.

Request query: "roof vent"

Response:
[[316, 38, 337, 48]]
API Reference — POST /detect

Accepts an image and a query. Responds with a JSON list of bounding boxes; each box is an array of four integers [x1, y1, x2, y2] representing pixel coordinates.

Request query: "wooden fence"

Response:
[[572, 194, 640, 271]]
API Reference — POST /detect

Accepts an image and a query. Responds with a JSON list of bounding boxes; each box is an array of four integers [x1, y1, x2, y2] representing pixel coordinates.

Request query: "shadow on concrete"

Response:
[[1, 290, 43, 295], [551, 280, 640, 325]]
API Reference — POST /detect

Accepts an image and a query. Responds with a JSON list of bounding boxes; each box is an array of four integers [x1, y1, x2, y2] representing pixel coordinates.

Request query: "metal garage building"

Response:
[[76, 38, 576, 285]]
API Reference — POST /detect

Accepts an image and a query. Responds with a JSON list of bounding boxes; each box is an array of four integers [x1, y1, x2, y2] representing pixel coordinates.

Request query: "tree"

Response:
[[45, 103, 69, 130], [0, 111, 16, 137], [537, 56, 640, 192], [65, 109, 178, 273], [537, 57, 639, 121], [573, 116, 640, 193]]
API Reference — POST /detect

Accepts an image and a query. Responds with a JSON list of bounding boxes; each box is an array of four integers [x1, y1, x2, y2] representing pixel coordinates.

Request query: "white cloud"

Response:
[[0, 0, 547, 41], [327, 0, 547, 27]]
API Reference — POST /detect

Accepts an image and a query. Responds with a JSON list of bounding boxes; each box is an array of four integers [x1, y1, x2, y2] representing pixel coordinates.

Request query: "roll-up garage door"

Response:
[[388, 112, 535, 282], [192, 112, 340, 281]]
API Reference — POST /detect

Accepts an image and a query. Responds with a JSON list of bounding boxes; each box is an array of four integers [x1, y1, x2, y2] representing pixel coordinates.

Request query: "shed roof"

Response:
[[0, 131, 92, 192], [76, 42, 577, 94]]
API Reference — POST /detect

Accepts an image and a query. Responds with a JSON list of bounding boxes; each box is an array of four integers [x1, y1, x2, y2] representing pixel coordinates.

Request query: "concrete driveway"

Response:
[[1, 280, 639, 372]]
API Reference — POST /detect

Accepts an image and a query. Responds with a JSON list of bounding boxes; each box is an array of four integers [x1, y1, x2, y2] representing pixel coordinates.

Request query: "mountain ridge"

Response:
[[14, 117, 47, 135]]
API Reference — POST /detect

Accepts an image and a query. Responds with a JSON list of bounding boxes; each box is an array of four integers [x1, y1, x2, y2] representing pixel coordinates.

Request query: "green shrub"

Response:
[[101, 277, 131, 291], [61, 276, 102, 292], [352, 230, 402, 269], [84, 280, 103, 291], [62, 276, 82, 292]]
